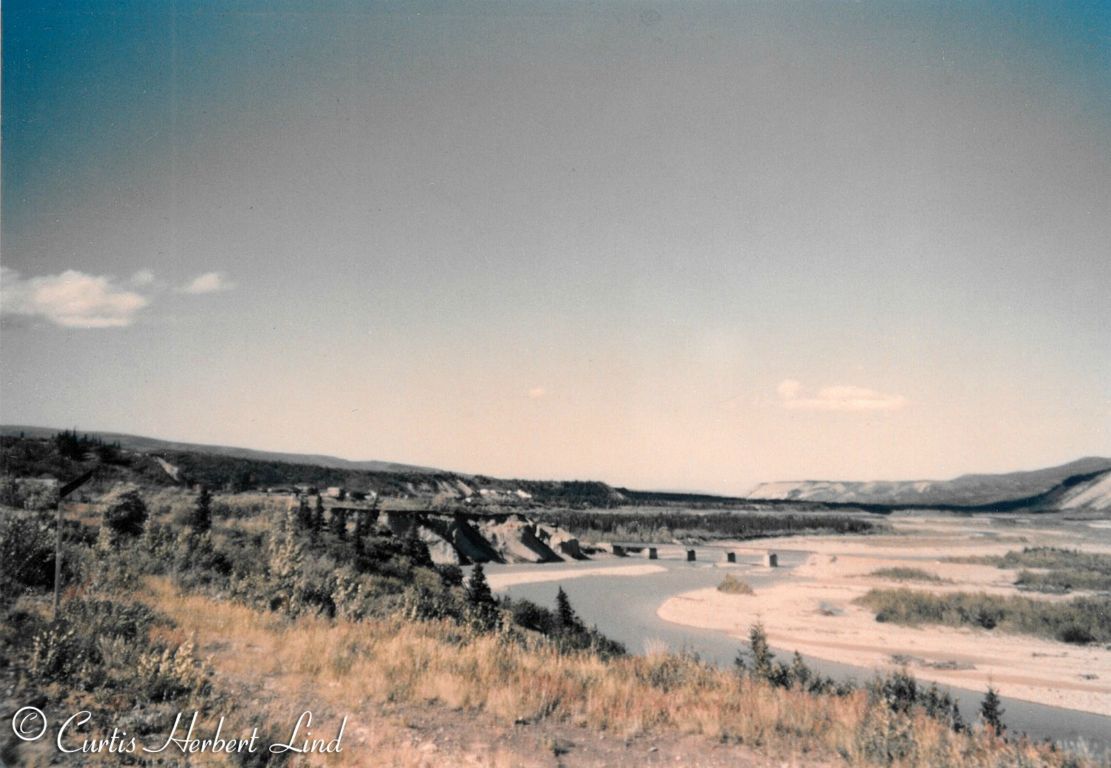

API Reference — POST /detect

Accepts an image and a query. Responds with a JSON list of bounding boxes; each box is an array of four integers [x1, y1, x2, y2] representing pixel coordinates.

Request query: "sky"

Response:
[[2, 0, 1109, 494]]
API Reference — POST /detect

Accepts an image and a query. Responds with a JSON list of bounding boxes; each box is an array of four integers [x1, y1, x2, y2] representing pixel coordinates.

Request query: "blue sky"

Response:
[[2, 1, 1109, 492]]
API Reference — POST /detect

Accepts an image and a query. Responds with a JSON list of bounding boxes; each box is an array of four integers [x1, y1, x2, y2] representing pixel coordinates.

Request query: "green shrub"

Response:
[[857, 588, 1111, 644], [870, 567, 946, 583], [103, 490, 148, 538], [0, 511, 57, 595]]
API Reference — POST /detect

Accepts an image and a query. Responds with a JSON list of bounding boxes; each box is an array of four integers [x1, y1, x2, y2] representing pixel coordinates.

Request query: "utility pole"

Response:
[[52, 467, 97, 621]]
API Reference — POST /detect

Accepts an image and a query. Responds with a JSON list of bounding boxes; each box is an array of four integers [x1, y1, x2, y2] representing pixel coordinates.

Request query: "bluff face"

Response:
[[747, 458, 1111, 509]]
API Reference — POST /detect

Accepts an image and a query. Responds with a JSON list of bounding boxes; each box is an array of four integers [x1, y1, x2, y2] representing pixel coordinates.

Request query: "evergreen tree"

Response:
[[465, 563, 498, 630], [352, 510, 366, 554], [54, 428, 86, 460], [104, 490, 148, 538], [267, 507, 306, 614], [466, 563, 495, 607], [749, 622, 773, 681], [312, 495, 325, 534], [330, 507, 347, 540], [980, 684, 1005, 734], [554, 587, 580, 632], [296, 496, 312, 529], [189, 486, 213, 534], [401, 526, 432, 567], [789, 651, 811, 689]]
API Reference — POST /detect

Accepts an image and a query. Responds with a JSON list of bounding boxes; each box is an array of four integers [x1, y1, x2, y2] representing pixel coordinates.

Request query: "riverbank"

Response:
[[658, 517, 1111, 716]]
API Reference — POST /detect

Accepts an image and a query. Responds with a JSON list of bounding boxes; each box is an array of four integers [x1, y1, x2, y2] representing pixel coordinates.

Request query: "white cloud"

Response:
[[1, 267, 149, 329], [777, 378, 907, 412], [179, 271, 236, 294], [527, 386, 547, 399]]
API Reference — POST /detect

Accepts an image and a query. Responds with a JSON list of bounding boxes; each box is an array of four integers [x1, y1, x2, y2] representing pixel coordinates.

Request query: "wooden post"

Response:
[[51, 467, 97, 622], [52, 502, 64, 620]]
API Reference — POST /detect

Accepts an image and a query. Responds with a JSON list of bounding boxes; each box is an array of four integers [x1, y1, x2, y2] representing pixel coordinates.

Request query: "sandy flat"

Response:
[[658, 516, 1111, 716], [487, 563, 667, 589]]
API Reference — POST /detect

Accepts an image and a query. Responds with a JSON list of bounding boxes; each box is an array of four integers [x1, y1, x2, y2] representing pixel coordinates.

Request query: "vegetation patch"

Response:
[[870, 567, 948, 583], [717, 574, 755, 595], [947, 547, 1111, 594], [1015, 569, 1111, 594], [855, 588, 1111, 644]]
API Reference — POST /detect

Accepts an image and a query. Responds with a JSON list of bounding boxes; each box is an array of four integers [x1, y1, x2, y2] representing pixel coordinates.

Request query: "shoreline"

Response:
[[656, 525, 1111, 717]]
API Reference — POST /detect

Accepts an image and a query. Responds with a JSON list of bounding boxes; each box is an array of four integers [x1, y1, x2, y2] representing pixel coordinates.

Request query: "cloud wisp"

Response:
[[1, 267, 149, 328], [777, 378, 907, 412], [178, 271, 236, 294]]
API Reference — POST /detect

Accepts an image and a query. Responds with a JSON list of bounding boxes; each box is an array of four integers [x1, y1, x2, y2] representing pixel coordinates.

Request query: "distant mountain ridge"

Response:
[[5, 424, 1108, 511], [747, 457, 1111, 507], [0, 425, 444, 475]]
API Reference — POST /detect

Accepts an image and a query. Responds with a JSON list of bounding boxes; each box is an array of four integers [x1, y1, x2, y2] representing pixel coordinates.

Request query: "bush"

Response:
[[104, 490, 148, 538], [856, 588, 1111, 644], [510, 599, 556, 634], [0, 512, 57, 596], [717, 574, 754, 594], [870, 567, 946, 583]]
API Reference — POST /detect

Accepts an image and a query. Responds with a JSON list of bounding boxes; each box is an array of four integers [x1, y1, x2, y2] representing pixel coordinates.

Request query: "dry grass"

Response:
[[869, 568, 948, 584], [717, 574, 756, 595], [142, 578, 1090, 768]]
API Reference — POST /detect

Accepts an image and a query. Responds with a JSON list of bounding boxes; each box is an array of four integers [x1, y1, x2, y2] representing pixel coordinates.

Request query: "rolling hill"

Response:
[[746, 457, 1111, 507], [0, 425, 443, 475]]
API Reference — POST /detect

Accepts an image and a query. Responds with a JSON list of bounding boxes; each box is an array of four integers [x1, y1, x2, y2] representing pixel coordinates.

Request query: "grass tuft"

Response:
[[717, 574, 755, 595]]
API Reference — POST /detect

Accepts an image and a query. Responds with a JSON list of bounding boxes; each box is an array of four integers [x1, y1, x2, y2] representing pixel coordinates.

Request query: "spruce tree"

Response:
[[190, 486, 213, 534], [352, 510, 366, 554], [466, 563, 495, 607], [555, 587, 579, 632], [312, 495, 325, 534], [980, 684, 1005, 734], [296, 496, 312, 529], [749, 622, 773, 681], [331, 507, 347, 539], [465, 563, 498, 630]]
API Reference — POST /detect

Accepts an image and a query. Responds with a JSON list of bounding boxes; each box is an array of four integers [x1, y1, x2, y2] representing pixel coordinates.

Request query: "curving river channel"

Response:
[[482, 547, 1111, 755]]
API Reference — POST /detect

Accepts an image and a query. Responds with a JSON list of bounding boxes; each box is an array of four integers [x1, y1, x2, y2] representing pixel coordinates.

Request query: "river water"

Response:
[[482, 546, 1111, 755]]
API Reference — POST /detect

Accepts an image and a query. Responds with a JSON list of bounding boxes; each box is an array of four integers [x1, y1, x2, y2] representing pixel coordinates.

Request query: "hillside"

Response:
[[747, 458, 1111, 507], [0, 429, 624, 509], [4, 425, 1108, 513], [1051, 469, 1111, 512], [0, 424, 443, 475]]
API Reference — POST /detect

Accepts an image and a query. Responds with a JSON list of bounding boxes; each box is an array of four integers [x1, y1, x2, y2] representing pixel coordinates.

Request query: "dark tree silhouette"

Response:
[[331, 507, 347, 540], [465, 563, 499, 630], [466, 563, 495, 608], [189, 486, 212, 534], [312, 495, 325, 534], [555, 586, 580, 632], [980, 684, 1005, 733], [296, 496, 312, 529], [104, 491, 148, 537]]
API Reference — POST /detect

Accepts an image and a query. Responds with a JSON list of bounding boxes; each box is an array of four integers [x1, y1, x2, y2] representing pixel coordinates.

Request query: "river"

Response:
[[482, 546, 1111, 755]]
